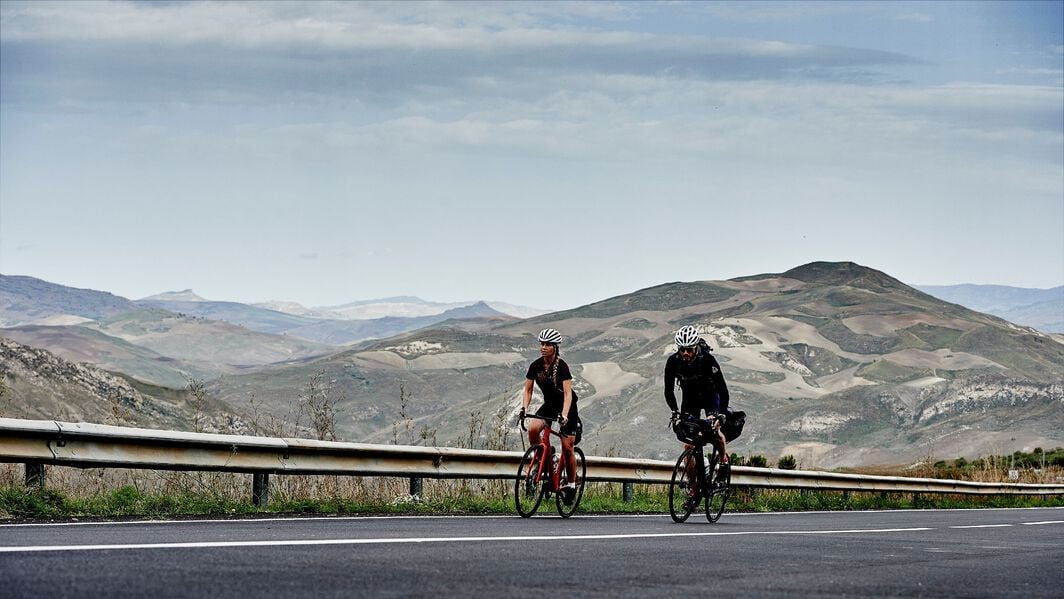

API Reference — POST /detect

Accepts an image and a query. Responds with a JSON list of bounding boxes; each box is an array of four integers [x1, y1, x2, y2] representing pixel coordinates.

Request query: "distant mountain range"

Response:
[[141, 290, 552, 321], [1, 264, 1061, 469], [1, 274, 545, 346], [916, 284, 1063, 333]]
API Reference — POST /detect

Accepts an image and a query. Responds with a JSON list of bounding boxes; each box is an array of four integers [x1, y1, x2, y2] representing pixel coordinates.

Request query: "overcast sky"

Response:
[[1, 1, 1061, 310]]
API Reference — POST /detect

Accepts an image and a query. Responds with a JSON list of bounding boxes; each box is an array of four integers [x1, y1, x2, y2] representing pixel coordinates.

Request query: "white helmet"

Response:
[[537, 328, 562, 344], [674, 325, 700, 348]]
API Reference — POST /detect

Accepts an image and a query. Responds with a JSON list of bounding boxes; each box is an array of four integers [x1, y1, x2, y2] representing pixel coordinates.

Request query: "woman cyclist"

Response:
[[520, 328, 581, 496], [665, 325, 731, 473]]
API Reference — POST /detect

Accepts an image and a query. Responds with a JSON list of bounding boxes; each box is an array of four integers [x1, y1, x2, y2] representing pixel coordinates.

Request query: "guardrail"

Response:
[[2, 417, 1062, 506]]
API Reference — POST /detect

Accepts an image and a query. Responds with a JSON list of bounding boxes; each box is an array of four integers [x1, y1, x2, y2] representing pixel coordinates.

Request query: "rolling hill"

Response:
[[200, 262, 1064, 468], [3, 263, 1061, 468]]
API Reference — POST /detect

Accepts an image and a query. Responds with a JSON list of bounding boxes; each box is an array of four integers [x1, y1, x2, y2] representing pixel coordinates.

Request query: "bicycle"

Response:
[[515, 413, 586, 518], [668, 412, 732, 523]]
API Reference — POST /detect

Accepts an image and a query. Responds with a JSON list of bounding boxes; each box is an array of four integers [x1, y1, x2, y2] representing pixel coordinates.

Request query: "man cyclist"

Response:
[[665, 325, 731, 477], [520, 328, 581, 501]]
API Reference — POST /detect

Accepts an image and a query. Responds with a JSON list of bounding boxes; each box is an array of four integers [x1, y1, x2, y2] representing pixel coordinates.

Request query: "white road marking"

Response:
[[0, 527, 934, 553], [949, 524, 1013, 529], [1022, 520, 1064, 525], [2, 506, 1059, 528]]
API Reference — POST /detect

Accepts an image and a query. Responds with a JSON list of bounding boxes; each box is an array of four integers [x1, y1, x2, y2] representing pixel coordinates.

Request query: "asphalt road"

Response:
[[1, 508, 1061, 598]]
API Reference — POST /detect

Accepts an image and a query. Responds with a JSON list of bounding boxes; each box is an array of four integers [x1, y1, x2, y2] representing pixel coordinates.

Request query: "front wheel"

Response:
[[515, 445, 546, 518], [668, 448, 699, 523], [705, 451, 731, 523], [556, 447, 586, 518]]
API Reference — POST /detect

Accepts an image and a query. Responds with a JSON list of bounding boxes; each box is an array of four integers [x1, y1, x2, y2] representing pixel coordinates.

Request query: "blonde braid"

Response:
[[551, 356, 559, 391]]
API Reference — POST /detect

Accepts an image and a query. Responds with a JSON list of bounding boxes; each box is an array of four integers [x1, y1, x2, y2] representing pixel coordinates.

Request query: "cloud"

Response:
[[698, 1, 879, 23], [1, 0, 921, 113]]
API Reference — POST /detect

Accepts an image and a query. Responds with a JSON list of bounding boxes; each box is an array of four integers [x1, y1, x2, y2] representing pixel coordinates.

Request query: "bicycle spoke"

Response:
[[668, 448, 698, 523], [556, 447, 586, 518], [705, 452, 731, 522], [514, 445, 546, 518]]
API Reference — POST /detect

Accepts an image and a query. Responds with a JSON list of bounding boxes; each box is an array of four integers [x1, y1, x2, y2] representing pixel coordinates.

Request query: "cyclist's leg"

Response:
[[678, 442, 698, 495], [712, 433, 730, 483], [559, 414, 581, 488], [560, 432, 576, 486], [527, 417, 543, 447], [709, 417, 728, 464]]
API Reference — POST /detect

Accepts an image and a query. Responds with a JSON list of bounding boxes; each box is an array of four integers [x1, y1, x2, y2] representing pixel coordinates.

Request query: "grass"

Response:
[[2, 468, 1061, 521]]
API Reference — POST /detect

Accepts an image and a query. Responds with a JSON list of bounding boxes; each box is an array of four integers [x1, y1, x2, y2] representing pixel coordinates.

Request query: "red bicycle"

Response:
[[515, 414, 586, 518]]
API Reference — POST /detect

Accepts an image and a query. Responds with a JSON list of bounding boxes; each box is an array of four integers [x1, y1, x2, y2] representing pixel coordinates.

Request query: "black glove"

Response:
[[559, 416, 568, 427], [671, 410, 681, 422], [518, 407, 526, 420]]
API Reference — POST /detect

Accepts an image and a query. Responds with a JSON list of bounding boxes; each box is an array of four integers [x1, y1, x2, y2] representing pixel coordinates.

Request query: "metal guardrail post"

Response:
[[252, 473, 269, 507], [25, 462, 45, 489], [622, 482, 634, 503], [409, 477, 423, 498]]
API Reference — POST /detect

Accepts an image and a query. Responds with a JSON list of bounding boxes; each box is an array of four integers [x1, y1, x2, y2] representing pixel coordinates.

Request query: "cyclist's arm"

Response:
[[521, 378, 534, 413], [561, 379, 573, 424], [705, 354, 730, 413], [663, 356, 679, 413]]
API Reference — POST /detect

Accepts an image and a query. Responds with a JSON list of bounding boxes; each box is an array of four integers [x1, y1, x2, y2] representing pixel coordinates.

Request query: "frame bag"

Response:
[[721, 409, 746, 442]]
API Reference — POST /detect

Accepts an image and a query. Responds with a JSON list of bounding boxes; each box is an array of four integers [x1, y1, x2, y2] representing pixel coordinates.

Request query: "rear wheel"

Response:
[[515, 445, 546, 518], [705, 450, 731, 523], [668, 448, 699, 523], [556, 447, 586, 518]]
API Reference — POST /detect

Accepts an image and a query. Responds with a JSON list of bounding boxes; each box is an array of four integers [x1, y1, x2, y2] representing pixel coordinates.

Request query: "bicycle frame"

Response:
[[515, 414, 586, 518], [524, 415, 566, 493], [669, 413, 731, 523]]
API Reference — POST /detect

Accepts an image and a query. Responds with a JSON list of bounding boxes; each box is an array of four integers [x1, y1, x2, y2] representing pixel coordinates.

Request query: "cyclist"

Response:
[[520, 328, 581, 499], [665, 325, 731, 477]]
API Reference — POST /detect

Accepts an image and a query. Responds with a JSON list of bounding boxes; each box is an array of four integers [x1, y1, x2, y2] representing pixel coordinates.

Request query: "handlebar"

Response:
[[670, 411, 725, 428]]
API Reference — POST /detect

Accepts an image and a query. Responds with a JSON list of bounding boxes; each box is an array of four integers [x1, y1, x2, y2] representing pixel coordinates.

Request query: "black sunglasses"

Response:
[[678, 346, 696, 354]]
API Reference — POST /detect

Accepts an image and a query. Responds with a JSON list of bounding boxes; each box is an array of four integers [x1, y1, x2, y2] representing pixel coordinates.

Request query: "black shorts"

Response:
[[534, 404, 582, 444]]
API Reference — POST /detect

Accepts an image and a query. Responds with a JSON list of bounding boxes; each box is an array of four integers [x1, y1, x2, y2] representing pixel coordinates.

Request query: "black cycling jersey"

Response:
[[664, 348, 729, 417], [526, 356, 580, 436]]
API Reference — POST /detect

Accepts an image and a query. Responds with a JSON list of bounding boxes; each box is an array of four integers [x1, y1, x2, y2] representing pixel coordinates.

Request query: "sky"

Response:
[[1, 1, 1062, 311]]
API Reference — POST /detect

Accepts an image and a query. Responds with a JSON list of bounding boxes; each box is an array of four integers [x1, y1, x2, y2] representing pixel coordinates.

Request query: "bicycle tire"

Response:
[[705, 450, 731, 523], [556, 446, 586, 518], [668, 448, 699, 523], [515, 445, 546, 518]]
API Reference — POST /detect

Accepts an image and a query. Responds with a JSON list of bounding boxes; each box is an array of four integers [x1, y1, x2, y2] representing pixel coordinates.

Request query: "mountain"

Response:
[[1, 337, 175, 426], [85, 309, 336, 368], [0, 324, 223, 389], [0, 274, 136, 327], [201, 261, 1063, 468], [0, 337, 253, 434], [135, 298, 321, 334], [140, 289, 209, 302], [917, 284, 1063, 333], [257, 296, 551, 321], [4, 263, 1061, 469], [1, 276, 519, 351], [484, 301, 552, 319], [280, 302, 512, 345], [132, 298, 511, 344]]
